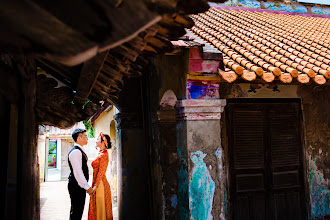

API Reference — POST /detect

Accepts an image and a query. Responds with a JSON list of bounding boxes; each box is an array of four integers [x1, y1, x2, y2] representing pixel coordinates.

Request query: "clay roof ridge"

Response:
[[224, 8, 330, 50], [249, 12, 330, 73], [197, 12, 300, 78], [190, 25, 246, 78], [191, 19, 264, 77], [196, 13, 281, 76], [216, 9, 330, 78], [244, 10, 330, 56], [191, 8, 329, 84]]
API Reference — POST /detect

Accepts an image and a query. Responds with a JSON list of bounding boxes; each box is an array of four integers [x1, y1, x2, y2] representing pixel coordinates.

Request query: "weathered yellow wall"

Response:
[[94, 106, 116, 136], [93, 106, 119, 205]]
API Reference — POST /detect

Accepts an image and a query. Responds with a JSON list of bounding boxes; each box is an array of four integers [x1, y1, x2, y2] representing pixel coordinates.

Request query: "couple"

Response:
[[68, 128, 113, 220]]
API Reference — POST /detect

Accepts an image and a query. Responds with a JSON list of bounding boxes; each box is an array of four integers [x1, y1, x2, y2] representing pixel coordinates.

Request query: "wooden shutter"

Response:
[[227, 101, 306, 220], [269, 103, 304, 220], [228, 104, 267, 220]]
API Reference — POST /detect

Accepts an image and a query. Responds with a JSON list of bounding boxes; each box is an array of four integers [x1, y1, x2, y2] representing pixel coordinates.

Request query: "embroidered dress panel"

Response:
[[88, 150, 113, 220]]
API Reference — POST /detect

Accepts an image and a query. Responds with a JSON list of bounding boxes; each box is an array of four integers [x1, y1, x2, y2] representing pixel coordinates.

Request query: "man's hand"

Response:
[[86, 187, 95, 195]]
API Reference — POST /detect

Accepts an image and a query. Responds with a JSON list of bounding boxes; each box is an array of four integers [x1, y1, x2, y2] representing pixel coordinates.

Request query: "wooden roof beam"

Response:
[[74, 50, 109, 105]]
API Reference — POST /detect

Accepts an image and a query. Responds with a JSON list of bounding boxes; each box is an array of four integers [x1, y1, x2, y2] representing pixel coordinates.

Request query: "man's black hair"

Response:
[[72, 128, 87, 142]]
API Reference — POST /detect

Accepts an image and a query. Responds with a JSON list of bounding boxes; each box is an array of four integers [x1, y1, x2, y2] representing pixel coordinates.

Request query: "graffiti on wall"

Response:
[[236, 0, 260, 8], [211, 0, 330, 15], [186, 80, 219, 100], [189, 151, 215, 220], [309, 157, 330, 218], [264, 1, 308, 13], [311, 6, 330, 15]]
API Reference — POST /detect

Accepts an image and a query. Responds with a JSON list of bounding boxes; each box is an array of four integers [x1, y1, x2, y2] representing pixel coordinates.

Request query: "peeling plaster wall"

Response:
[[177, 118, 225, 220], [298, 86, 330, 219], [145, 52, 188, 219]]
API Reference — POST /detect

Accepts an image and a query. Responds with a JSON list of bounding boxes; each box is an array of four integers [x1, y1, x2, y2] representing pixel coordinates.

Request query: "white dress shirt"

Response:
[[68, 143, 91, 190]]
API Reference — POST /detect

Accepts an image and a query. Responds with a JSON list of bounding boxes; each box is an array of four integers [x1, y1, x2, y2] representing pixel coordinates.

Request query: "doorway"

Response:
[[45, 138, 61, 181], [226, 99, 307, 220]]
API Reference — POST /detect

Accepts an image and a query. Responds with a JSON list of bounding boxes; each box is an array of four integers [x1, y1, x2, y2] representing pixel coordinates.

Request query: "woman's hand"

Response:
[[92, 186, 97, 191]]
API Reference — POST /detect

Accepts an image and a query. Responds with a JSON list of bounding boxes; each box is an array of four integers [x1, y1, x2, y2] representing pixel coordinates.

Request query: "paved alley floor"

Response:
[[40, 181, 118, 220]]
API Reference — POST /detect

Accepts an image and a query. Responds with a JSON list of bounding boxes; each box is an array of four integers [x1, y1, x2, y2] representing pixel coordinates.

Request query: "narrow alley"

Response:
[[40, 181, 118, 220]]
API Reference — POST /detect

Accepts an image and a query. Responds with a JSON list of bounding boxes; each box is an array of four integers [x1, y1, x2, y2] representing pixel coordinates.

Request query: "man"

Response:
[[68, 128, 94, 220]]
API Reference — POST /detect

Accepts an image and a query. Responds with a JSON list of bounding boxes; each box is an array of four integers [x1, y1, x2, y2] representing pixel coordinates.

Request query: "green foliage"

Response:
[[83, 118, 95, 138], [82, 99, 92, 109], [49, 141, 57, 153]]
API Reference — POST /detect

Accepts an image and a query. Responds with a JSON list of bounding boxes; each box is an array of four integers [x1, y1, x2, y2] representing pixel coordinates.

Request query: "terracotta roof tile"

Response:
[[189, 8, 330, 84]]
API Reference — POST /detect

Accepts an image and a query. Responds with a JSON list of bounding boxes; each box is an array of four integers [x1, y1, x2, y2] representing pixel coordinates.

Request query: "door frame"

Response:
[[224, 98, 310, 219]]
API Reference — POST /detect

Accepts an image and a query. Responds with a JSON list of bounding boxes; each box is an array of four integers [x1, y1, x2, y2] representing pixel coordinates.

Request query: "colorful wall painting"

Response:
[[236, 0, 261, 8], [311, 6, 330, 15], [264, 1, 308, 13], [189, 151, 215, 220], [212, 0, 330, 15], [186, 80, 219, 100]]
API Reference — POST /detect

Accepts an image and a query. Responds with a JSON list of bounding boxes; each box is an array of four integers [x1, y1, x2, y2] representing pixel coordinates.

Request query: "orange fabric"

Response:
[[88, 150, 113, 220], [96, 181, 106, 220]]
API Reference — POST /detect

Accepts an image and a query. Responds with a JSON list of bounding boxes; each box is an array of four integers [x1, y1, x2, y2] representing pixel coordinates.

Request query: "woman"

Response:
[[88, 132, 113, 220]]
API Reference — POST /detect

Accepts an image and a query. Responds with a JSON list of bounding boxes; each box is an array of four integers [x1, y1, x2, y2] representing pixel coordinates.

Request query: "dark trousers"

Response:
[[68, 182, 86, 220]]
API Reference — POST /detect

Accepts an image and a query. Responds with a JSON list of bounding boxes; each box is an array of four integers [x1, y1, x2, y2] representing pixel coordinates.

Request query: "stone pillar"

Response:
[[155, 107, 179, 219], [115, 112, 149, 219], [176, 99, 226, 220]]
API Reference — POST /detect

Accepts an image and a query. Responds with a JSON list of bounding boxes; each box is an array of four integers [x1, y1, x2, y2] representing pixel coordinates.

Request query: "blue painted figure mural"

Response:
[[189, 151, 215, 220]]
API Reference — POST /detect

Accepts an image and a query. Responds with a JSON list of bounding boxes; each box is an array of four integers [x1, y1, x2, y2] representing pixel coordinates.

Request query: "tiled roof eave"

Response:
[[189, 7, 330, 85]]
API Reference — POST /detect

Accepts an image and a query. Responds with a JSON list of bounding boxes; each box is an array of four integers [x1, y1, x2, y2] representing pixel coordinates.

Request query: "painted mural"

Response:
[[311, 6, 330, 15], [189, 151, 215, 220], [264, 1, 308, 13], [212, 0, 330, 15], [236, 0, 261, 8], [309, 157, 330, 219], [186, 80, 220, 100]]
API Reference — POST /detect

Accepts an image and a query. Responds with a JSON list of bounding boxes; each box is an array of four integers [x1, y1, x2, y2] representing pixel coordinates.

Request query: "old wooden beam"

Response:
[[36, 58, 81, 88], [0, 61, 20, 104], [101, 65, 124, 83], [74, 50, 109, 105], [15, 56, 39, 220]]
